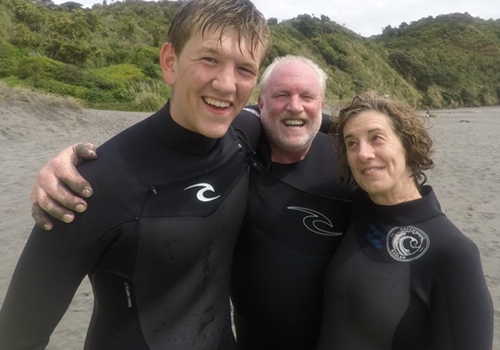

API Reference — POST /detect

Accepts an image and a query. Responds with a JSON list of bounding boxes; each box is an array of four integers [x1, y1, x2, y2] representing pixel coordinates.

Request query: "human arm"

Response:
[[0, 224, 95, 349], [31, 143, 97, 230], [231, 106, 263, 152], [0, 150, 122, 348], [432, 239, 494, 349]]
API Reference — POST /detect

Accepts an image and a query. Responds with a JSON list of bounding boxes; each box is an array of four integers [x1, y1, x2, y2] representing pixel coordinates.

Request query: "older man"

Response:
[[231, 56, 352, 349]]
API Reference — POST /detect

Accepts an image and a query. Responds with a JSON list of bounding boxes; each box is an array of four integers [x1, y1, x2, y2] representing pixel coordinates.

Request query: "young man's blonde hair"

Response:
[[167, 0, 271, 65]]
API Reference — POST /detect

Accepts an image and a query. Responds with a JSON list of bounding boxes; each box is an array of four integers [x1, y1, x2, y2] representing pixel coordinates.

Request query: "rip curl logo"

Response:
[[287, 206, 342, 236], [184, 183, 221, 202], [386, 226, 430, 262]]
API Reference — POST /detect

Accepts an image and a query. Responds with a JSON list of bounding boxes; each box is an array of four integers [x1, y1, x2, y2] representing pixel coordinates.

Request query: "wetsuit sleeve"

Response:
[[231, 105, 262, 151], [429, 239, 493, 349], [0, 212, 114, 348]]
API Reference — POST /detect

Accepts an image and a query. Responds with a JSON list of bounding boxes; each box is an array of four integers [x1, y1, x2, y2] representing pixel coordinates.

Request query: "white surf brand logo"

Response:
[[287, 206, 342, 236], [184, 183, 221, 202], [386, 225, 430, 262]]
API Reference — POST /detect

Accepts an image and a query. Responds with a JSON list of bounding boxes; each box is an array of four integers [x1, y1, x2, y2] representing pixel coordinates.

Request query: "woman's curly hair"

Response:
[[331, 91, 434, 188]]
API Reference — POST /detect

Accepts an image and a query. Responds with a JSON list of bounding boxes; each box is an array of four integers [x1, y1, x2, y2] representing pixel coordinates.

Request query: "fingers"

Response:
[[32, 202, 54, 231], [74, 143, 98, 162], [31, 178, 88, 230], [35, 177, 88, 213], [30, 144, 97, 229], [58, 166, 93, 199], [54, 144, 94, 198], [31, 197, 80, 231]]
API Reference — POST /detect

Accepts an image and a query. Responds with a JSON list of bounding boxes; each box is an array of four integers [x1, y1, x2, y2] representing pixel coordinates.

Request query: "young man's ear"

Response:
[[160, 42, 177, 86]]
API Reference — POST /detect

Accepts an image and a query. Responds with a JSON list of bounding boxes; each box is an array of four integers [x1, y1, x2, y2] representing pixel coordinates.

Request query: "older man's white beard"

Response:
[[261, 111, 321, 154], [276, 135, 312, 152], [265, 126, 319, 154]]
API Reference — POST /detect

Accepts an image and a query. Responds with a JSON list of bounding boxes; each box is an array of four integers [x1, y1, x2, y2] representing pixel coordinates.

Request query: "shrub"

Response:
[[74, 71, 118, 90], [10, 23, 41, 48], [0, 42, 25, 77], [91, 63, 145, 84], [17, 56, 67, 80], [0, 5, 12, 42], [139, 61, 161, 79], [129, 80, 169, 111], [34, 77, 87, 99], [131, 46, 159, 65], [83, 87, 115, 103], [47, 38, 94, 66], [422, 84, 444, 109], [131, 46, 161, 78]]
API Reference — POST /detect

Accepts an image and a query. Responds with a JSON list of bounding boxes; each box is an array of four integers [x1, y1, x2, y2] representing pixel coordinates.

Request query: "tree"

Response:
[[60, 1, 84, 11], [267, 17, 277, 26]]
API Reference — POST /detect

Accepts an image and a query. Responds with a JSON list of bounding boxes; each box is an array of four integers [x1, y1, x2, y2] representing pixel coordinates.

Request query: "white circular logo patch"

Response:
[[386, 226, 430, 262]]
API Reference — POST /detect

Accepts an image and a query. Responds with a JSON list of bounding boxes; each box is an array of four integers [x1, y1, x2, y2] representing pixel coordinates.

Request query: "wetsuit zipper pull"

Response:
[[149, 185, 158, 195]]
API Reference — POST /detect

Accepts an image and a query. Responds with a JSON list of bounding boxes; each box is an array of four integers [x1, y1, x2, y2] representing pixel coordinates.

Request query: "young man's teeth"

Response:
[[204, 97, 230, 108], [284, 120, 304, 126]]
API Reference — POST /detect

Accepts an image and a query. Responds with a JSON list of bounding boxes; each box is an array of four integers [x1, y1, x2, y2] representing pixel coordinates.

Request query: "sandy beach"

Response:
[[0, 94, 499, 349]]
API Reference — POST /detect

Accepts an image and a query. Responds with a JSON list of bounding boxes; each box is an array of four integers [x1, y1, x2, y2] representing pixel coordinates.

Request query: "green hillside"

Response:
[[0, 0, 499, 111], [376, 13, 500, 108]]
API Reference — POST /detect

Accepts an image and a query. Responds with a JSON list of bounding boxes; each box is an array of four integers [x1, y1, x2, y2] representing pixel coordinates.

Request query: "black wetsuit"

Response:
[[317, 186, 494, 350], [0, 102, 252, 350], [231, 107, 353, 350]]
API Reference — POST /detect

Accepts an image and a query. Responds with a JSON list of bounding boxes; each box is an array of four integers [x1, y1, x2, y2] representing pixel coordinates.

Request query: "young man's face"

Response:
[[161, 28, 263, 138]]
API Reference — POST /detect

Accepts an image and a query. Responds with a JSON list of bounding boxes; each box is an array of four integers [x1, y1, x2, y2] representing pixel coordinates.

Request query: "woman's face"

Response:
[[343, 110, 420, 205]]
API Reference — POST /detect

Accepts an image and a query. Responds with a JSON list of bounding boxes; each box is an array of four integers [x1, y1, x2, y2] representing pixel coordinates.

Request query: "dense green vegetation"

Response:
[[377, 13, 500, 108], [0, 0, 177, 110], [0, 0, 499, 111]]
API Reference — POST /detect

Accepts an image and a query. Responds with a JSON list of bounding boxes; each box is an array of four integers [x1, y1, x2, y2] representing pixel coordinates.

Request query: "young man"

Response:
[[0, 0, 270, 349], [28, 56, 354, 349]]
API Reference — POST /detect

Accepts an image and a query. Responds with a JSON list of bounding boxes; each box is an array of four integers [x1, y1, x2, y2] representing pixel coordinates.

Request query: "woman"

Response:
[[316, 92, 493, 350]]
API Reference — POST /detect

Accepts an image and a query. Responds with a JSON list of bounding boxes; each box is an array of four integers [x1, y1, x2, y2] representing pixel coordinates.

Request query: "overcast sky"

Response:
[[59, 0, 500, 37], [251, 0, 500, 36]]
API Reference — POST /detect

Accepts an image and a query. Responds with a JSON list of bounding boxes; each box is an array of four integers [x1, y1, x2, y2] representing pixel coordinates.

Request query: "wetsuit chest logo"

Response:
[[184, 183, 221, 202], [287, 206, 343, 236], [386, 226, 430, 262]]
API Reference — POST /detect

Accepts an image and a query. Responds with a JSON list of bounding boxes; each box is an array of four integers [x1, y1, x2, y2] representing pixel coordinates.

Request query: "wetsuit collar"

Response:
[[365, 185, 442, 226], [150, 101, 218, 156]]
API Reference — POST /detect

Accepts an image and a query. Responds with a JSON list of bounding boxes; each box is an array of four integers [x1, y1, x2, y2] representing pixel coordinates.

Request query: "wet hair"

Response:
[[167, 0, 271, 66], [258, 55, 328, 97], [331, 91, 434, 187]]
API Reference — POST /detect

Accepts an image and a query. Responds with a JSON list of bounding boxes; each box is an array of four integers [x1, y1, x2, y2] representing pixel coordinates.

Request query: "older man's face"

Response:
[[259, 60, 324, 161]]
